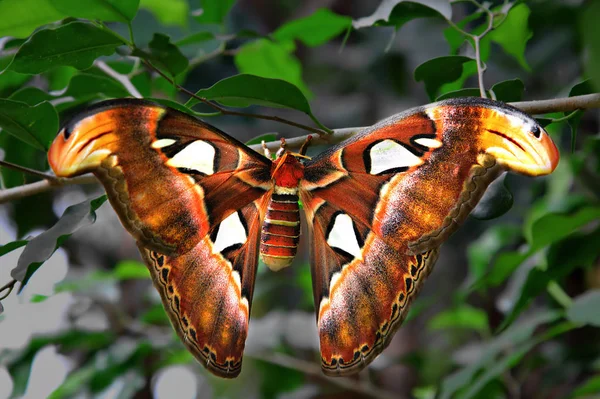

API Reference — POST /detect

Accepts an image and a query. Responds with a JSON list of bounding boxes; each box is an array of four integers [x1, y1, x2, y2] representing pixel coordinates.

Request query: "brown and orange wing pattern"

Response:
[[300, 97, 559, 375], [48, 99, 274, 378], [49, 99, 272, 255], [139, 195, 270, 377]]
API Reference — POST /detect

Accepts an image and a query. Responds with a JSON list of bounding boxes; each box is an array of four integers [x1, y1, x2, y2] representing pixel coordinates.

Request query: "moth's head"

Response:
[[271, 152, 305, 188], [478, 105, 559, 176]]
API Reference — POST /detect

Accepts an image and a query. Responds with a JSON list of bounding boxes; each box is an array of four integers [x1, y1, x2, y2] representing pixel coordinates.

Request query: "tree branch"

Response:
[[0, 93, 598, 204], [0, 174, 98, 203], [95, 60, 143, 99], [248, 352, 402, 399]]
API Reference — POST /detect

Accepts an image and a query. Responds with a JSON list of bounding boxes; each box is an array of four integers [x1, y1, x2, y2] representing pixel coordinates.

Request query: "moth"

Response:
[[48, 97, 559, 378]]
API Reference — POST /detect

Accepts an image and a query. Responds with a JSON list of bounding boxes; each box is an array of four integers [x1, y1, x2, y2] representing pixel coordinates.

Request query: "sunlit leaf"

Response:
[[113, 261, 150, 280], [11, 196, 108, 288], [428, 305, 488, 333], [235, 39, 311, 98], [353, 0, 451, 29], [0, 99, 58, 151], [140, 0, 188, 27], [195, 0, 236, 25], [273, 8, 351, 47], [488, 3, 532, 71], [0, 0, 67, 38], [49, 0, 139, 22], [9, 22, 124, 74]]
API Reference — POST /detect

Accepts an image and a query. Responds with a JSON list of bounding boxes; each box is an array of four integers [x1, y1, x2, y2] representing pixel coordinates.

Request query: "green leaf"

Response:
[[48, 363, 97, 399], [414, 56, 475, 100], [140, 0, 188, 27], [566, 80, 594, 151], [0, 240, 28, 257], [484, 206, 600, 287], [195, 0, 236, 25], [570, 375, 600, 399], [428, 305, 488, 333], [0, 0, 67, 38], [9, 22, 124, 74], [235, 39, 311, 98], [470, 174, 514, 220], [490, 79, 524, 102], [175, 31, 216, 47], [9, 87, 54, 105], [353, 0, 451, 29], [567, 290, 600, 327], [187, 74, 313, 115], [11, 196, 108, 288], [527, 206, 600, 249], [581, 1, 600, 91], [64, 73, 130, 99], [113, 260, 150, 280], [499, 227, 600, 330], [273, 8, 351, 47], [439, 311, 561, 399], [488, 3, 532, 71], [49, 0, 140, 23], [467, 224, 520, 281], [0, 99, 58, 151], [141, 304, 170, 325], [245, 133, 278, 146], [140, 33, 189, 77]]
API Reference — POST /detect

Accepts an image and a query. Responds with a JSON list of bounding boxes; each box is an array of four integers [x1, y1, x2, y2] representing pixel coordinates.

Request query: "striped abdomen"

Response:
[[260, 192, 300, 271]]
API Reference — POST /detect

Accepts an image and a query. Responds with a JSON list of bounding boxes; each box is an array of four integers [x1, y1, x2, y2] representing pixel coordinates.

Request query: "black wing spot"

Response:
[[531, 125, 541, 139], [405, 277, 413, 292]]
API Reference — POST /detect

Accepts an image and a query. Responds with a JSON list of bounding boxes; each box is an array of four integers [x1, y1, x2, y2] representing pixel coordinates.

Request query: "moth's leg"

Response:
[[299, 135, 313, 156], [275, 138, 287, 159], [261, 140, 272, 159]]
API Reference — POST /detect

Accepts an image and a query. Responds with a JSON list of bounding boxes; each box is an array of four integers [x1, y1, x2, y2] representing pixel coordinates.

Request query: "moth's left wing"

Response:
[[300, 97, 559, 375], [48, 99, 274, 378], [139, 195, 270, 378]]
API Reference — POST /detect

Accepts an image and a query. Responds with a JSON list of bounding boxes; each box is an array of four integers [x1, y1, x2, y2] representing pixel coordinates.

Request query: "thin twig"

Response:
[[510, 93, 600, 114], [0, 160, 60, 183], [141, 60, 332, 136], [0, 279, 18, 301], [248, 352, 402, 399], [0, 174, 98, 203], [95, 60, 143, 98]]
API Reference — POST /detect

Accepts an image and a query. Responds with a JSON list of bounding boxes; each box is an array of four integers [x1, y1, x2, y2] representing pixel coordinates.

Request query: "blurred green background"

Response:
[[0, 0, 599, 398]]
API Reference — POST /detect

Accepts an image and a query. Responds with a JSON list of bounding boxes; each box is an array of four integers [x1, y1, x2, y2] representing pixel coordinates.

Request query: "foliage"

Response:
[[0, 0, 598, 398]]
